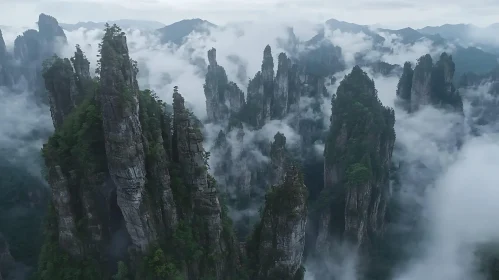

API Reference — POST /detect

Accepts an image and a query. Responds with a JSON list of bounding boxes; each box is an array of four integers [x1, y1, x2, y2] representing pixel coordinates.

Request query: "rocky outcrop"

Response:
[[42, 55, 80, 128], [204, 48, 229, 122], [39, 24, 244, 280], [4, 13, 68, 103], [98, 25, 156, 251], [71, 45, 92, 94], [270, 132, 288, 187], [0, 29, 13, 87], [396, 62, 414, 101], [38, 13, 67, 45], [246, 71, 265, 127], [251, 164, 308, 280], [262, 45, 274, 123], [272, 53, 289, 119], [246, 45, 276, 127], [205, 45, 335, 241], [174, 86, 228, 278], [227, 82, 245, 114], [396, 53, 463, 112], [138, 91, 179, 235], [410, 54, 433, 111], [317, 66, 395, 255], [49, 167, 84, 256], [0, 30, 5, 60], [204, 48, 245, 123]]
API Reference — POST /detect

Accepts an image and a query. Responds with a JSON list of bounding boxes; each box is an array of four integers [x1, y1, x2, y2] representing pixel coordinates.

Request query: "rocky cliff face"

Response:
[[396, 53, 463, 112], [98, 24, 157, 252], [396, 62, 414, 103], [316, 66, 395, 258], [248, 164, 308, 280], [43, 54, 81, 128], [272, 53, 290, 119], [205, 45, 335, 240], [204, 48, 245, 123], [0, 30, 13, 88], [38, 24, 243, 280], [270, 132, 288, 187], [14, 14, 67, 96]]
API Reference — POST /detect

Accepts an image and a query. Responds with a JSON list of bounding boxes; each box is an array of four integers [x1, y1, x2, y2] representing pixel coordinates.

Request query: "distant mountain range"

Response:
[[156, 18, 216, 44], [59, 19, 166, 31], [417, 23, 499, 54], [54, 17, 499, 79]]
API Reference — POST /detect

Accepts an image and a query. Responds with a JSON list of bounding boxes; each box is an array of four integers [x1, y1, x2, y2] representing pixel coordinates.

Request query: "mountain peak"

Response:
[[157, 18, 216, 45]]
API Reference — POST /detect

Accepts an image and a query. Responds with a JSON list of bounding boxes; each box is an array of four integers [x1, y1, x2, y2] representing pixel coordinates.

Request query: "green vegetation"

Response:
[[42, 90, 106, 176], [35, 24, 251, 280], [431, 53, 463, 110], [36, 204, 103, 280], [396, 62, 413, 101], [112, 262, 130, 280], [323, 65, 395, 200]]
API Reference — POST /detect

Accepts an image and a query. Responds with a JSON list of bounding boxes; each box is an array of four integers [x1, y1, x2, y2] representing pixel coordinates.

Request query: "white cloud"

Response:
[[1, 0, 499, 29], [2, 11, 499, 280]]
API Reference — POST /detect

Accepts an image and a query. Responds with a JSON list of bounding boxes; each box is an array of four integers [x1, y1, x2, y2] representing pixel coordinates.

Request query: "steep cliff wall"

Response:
[[37, 24, 244, 280], [396, 53, 463, 113], [247, 164, 308, 280], [316, 66, 395, 257]]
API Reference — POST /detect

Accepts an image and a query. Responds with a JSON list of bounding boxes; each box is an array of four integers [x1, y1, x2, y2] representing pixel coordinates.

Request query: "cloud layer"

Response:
[[1, 16, 499, 280]]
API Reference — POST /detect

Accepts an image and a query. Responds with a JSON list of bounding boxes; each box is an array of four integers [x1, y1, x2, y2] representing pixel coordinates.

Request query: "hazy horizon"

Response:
[[1, 0, 499, 29]]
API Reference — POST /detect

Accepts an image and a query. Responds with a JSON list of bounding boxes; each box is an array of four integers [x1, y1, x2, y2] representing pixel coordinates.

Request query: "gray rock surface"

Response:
[[99, 26, 156, 251], [256, 164, 307, 280]]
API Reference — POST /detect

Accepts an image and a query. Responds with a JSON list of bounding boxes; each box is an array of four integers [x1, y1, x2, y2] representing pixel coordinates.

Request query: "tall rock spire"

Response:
[[98, 24, 156, 251], [318, 66, 395, 255], [42, 56, 80, 128], [0, 30, 6, 60], [250, 163, 308, 280], [204, 47, 229, 122], [261, 45, 274, 122], [173, 86, 239, 279], [38, 13, 67, 45], [0, 29, 13, 87], [398, 53, 463, 113], [270, 132, 288, 187], [204, 48, 245, 123], [272, 52, 289, 119]]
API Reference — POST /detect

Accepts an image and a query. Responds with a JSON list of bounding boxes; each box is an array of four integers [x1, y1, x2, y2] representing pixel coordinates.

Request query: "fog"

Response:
[[1, 13, 499, 280]]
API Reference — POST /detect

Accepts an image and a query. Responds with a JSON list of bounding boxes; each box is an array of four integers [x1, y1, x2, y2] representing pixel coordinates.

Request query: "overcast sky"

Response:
[[0, 0, 498, 29]]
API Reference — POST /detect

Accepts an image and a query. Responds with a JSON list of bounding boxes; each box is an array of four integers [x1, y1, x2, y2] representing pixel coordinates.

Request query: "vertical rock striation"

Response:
[[396, 61, 414, 102], [12, 13, 67, 99], [98, 25, 156, 251], [0, 29, 13, 87], [396, 53, 463, 113], [39, 24, 243, 280], [204, 48, 245, 123], [42, 56, 80, 128], [269, 132, 288, 187], [250, 164, 308, 280], [318, 66, 395, 255], [174, 87, 228, 278], [272, 53, 289, 119], [262, 45, 274, 123]]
